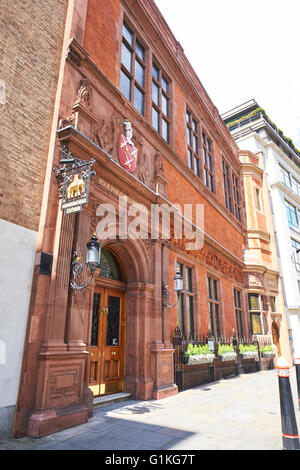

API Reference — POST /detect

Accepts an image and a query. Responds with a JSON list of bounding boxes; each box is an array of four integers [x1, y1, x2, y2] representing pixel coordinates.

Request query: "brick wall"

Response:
[[0, 0, 67, 231]]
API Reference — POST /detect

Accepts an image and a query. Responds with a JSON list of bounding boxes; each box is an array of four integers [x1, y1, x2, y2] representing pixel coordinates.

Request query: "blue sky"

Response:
[[155, 0, 300, 149]]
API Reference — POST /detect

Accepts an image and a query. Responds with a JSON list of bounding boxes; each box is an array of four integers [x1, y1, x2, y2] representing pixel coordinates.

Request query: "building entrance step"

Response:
[[93, 392, 131, 409]]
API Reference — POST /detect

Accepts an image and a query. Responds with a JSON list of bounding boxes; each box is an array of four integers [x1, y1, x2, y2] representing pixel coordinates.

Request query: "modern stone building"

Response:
[[239, 148, 291, 363], [223, 99, 300, 361], [0, 0, 67, 439]]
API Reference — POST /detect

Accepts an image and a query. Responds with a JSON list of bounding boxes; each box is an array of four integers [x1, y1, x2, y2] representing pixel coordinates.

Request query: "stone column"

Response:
[[125, 282, 154, 400], [26, 211, 90, 438], [151, 244, 178, 400], [66, 211, 91, 350], [41, 211, 75, 352]]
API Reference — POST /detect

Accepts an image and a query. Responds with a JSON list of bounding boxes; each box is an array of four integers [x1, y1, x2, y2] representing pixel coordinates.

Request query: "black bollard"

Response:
[[295, 357, 300, 411], [276, 357, 300, 450]]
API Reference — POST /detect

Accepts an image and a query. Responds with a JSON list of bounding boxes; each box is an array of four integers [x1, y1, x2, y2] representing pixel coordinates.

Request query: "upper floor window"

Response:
[[256, 188, 262, 211], [222, 158, 241, 222], [222, 159, 232, 213], [270, 296, 276, 312], [279, 165, 291, 188], [186, 111, 200, 177], [152, 62, 170, 143], [207, 276, 221, 337], [176, 262, 194, 339], [291, 238, 300, 271], [203, 132, 214, 192], [292, 177, 300, 198], [285, 200, 298, 229], [120, 22, 146, 115], [232, 172, 241, 221]]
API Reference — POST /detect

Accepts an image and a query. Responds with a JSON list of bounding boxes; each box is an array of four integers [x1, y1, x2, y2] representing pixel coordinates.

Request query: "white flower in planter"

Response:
[[261, 351, 275, 358], [240, 351, 258, 359], [218, 352, 237, 362], [187, 354, 215, 365]]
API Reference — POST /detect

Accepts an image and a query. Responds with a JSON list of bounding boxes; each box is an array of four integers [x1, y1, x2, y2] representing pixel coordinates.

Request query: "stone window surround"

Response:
[[222, 156, 242, 222], [233, 287, 244, 338], [207, 274, 222, 338], [176, 260, 195, 340], [120, 16, 172, 144]]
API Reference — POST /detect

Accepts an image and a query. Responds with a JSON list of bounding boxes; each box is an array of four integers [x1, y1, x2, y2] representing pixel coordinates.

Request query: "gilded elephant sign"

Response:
[[54, 145, 95, 215]]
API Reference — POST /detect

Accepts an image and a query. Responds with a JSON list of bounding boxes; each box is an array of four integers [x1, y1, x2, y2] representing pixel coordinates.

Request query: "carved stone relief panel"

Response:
[[245, 272, 264, 288], [265, 274, 278, 291], [45, 361, 84, 409], [92, 116, 121, 159]]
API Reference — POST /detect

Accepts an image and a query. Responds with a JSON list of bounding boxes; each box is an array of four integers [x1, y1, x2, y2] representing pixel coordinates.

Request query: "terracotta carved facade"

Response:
[[14, 0, 284, 440]]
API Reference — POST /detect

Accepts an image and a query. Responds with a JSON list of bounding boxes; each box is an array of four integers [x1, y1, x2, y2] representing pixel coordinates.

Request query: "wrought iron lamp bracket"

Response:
[[69, 250, 97, 290], [162, 285, 180, 309]]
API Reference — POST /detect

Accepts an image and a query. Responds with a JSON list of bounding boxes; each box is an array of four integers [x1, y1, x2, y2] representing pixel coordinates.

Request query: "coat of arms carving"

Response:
[[119, 119, 137, 173]]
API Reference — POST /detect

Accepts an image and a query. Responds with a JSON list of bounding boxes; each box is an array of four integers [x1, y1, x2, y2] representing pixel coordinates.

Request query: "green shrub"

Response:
[[239, 344, 257, 353], [218, 343, 234, 354], [184, 343, 213, 357], [260, 345, 273, 354]]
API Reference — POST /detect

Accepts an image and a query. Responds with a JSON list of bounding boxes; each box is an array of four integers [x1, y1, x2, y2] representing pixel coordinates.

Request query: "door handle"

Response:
[[90, 352, 94, 357], [100, 307, 109, 315], [111, 351, 117, 356]]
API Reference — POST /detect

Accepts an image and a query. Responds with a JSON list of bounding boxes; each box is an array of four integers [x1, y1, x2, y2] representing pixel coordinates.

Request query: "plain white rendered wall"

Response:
[[0, 219, 37, 410]]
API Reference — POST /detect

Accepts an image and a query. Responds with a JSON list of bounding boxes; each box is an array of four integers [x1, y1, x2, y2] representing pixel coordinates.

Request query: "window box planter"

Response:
[[261, 351, 275, 358], [217, 352, 237, 362], [186, 354, 215, 365], [240, 351, 258, 360]]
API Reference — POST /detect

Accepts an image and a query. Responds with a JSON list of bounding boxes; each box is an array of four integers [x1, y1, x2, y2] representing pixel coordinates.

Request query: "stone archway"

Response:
[[87, 237, 154, 400], [94, 237, 177, 401]]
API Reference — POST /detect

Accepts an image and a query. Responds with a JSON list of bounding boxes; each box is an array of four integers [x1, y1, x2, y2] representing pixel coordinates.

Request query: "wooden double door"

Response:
[[88, 285, 126, 397]]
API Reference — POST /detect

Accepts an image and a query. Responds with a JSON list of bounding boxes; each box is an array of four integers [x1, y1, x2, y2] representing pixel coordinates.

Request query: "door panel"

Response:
[[88, 287, 125, 396]]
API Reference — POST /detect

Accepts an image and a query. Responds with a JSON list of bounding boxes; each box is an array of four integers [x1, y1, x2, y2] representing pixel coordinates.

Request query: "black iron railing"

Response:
[[172, 327, 274, 392]]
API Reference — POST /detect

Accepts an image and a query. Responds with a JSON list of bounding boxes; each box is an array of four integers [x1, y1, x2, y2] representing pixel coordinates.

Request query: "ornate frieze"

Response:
[[171, 237, 243, 283], [245, 272, 264, 288]]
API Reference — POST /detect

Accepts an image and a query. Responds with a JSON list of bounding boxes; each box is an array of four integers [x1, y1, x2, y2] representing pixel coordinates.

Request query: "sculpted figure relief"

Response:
[[139, 153, 151, 186], [92, 117, 119, 156], [76, 78, 92, 108], [58, 112, 76, 130], [154, 152, 164, 178]]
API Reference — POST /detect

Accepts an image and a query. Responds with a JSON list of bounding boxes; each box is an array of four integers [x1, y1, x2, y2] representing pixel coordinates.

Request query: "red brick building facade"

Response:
[[14, 0, 249, 438]]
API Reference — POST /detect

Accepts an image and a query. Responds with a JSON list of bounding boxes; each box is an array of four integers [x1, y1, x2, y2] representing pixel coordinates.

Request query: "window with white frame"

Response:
[[279, 165, 291, 188], [292, 177, 300, 198], [285, 200, 299, 229], [291, 238, 300, 271]]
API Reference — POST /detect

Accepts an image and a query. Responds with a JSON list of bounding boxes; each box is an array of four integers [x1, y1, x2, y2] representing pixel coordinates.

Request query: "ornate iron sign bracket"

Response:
[[53, 144, 95, 215]]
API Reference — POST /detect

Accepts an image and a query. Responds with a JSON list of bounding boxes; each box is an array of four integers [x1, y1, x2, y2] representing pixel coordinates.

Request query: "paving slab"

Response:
[[1, 368, 300, 451]]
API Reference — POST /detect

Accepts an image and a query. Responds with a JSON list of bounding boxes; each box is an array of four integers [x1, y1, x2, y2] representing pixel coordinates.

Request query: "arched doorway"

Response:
[[88, 248, 126, 397], [272, 321, 281, 356]]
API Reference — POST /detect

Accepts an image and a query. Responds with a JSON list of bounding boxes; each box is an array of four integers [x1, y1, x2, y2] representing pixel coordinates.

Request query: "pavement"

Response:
[[1, 368, 300, 451]]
